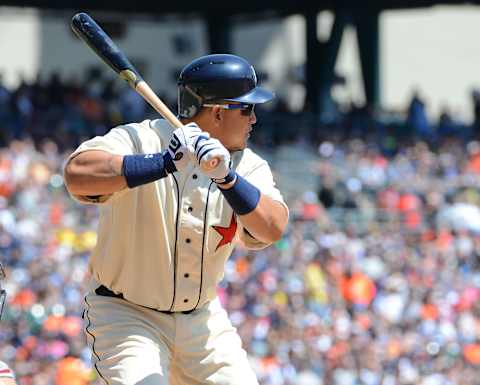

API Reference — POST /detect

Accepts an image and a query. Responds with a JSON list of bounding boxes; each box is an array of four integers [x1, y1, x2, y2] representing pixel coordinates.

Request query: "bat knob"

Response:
[[201, 157, 220, 172]]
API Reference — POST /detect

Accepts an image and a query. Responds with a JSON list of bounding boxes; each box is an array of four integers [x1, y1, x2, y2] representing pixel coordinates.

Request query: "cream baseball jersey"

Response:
[[0, 361, 15, 379], [68, 119, 287, 312]]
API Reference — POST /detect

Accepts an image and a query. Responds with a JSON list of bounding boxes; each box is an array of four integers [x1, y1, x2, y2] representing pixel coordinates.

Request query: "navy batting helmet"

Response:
[[177, 54, 274, 118]]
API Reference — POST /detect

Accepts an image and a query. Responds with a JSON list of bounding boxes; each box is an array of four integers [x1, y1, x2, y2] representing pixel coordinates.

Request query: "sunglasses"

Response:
[[203, 103, 255, 116]]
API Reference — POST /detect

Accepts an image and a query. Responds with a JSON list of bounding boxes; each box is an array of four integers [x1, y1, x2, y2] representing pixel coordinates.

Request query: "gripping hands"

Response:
[[165, 123, 203, 172], [192, 136, 231, 182], [166, 122, 231, 182]]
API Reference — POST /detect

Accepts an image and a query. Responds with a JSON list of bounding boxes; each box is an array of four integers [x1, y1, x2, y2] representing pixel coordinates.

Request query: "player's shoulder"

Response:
[[149, 118, 175, 140], [240, 147, 266, 163], [110, 119, 171, 152], [110, 119, 153, 137], [233, 147, 270, 174], [111, 118, 169, 134]]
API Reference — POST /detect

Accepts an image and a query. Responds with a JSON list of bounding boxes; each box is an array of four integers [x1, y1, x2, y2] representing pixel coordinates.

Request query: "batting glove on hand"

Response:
[[193, 136, 231, 182], [165, 123, 206, 173]]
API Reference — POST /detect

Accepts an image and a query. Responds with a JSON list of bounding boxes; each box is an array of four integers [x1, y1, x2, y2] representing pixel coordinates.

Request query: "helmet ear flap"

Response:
[[178, 85, 203, 118]]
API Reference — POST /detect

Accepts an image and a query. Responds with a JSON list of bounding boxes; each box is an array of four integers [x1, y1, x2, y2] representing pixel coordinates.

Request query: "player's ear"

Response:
[[212, 105, 223, 125]]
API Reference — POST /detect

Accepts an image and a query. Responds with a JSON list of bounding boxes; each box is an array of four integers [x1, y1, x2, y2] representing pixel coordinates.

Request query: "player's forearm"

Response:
[[238, 194, 288, 243], [64, 150, 127, 195], [217, 173, 288, 244]]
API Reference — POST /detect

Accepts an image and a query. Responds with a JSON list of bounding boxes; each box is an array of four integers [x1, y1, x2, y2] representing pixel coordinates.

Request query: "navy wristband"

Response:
[[122, 152, 175, 188], [213, 169, 236, 185], [218, 173, 261, 215]]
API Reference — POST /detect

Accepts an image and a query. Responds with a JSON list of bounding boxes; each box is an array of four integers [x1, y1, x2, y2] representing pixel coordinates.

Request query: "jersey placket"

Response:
[[171, 169, 209, 311]]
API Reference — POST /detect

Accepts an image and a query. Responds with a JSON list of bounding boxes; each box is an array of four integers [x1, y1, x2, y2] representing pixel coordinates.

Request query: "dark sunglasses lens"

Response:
[[241, 104, 255, 116]]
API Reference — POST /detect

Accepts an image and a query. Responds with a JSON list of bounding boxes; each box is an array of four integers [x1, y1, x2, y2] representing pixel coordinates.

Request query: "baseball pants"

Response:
[[83, 284, 259, 385]]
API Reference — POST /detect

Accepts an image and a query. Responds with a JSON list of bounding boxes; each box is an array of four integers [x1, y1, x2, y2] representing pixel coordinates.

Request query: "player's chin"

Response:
[[228, 135, 249, 151], [229, 142, 247, 152]]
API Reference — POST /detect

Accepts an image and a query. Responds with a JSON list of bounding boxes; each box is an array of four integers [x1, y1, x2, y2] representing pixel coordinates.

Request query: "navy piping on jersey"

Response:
[[191, 180, 215, 311], [168, 174, 181, 311], [84, 295, 109, 385]]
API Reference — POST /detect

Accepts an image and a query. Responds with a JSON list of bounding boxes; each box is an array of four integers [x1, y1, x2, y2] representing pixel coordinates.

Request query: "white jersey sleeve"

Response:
[[0, 361, 15, 379], [66, 120, 158, 205]]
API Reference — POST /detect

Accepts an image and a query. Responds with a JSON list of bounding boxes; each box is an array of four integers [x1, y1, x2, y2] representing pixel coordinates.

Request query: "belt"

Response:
[[94, 285, 195, 314]]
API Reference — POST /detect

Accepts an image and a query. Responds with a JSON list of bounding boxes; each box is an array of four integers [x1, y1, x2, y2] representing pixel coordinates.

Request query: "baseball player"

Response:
[[64, 54, 289, 385], [0, 362, 16, 385], [0, 264, 17, 385]]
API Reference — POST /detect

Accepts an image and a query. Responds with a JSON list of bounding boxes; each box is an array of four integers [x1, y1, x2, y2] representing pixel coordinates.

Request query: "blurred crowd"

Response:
[[1, 74, 480, 385], [230, 137, 480, 385], [0, 69, 150, 151]]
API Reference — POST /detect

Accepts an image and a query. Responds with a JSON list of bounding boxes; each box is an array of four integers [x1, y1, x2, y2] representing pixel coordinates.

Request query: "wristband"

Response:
[[212, 169, 236, 185], [122, 151, 175, 188], [218, 173, 261, 215]]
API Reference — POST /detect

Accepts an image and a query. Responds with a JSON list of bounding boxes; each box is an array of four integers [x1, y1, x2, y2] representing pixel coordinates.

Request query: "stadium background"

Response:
[[1, 2, 480, 384]]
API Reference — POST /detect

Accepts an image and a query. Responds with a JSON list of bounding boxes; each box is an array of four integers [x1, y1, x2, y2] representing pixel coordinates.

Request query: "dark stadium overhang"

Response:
[[2, 0, 479, 117], [1, 0, 480, 16]]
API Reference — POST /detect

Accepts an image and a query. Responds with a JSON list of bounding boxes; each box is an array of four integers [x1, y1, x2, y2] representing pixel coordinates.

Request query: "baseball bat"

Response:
[[70, 12, 219, 171]]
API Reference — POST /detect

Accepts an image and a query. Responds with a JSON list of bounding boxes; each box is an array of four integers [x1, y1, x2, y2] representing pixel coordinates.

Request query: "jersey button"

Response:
[[183, 299, 189, 303], [192, 174, 198, 179], [184, 273, 189, 278], [185, 238, 191, 243]]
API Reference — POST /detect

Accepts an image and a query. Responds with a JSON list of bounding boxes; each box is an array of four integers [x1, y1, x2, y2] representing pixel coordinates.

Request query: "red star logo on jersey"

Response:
[[213, 214, 237, 251]]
